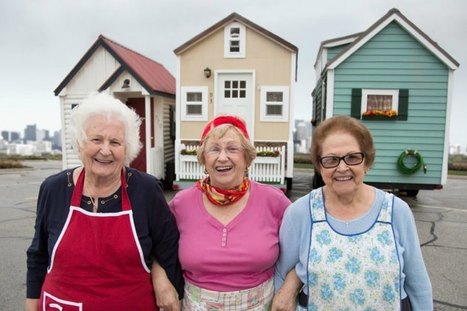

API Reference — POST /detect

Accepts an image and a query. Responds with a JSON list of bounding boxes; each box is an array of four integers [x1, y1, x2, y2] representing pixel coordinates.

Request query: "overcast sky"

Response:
[[1, 0, 466, 148]]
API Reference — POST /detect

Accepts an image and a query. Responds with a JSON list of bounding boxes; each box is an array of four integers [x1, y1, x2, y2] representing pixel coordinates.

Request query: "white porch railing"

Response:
[[249, 145, 286, 184], [177, 145, 286, 185]]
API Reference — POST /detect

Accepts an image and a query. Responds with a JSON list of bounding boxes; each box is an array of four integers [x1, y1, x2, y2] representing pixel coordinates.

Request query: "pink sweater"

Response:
[[169, 181, 291, 291]]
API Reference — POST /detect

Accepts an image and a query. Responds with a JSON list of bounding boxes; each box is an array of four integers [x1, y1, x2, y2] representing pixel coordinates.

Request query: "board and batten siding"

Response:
[[331, 21, 449, 185]]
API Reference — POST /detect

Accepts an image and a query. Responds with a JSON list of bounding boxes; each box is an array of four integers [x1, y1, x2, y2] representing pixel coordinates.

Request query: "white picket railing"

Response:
[[177, 145, 286, 184], [250, 145, 286, 184]]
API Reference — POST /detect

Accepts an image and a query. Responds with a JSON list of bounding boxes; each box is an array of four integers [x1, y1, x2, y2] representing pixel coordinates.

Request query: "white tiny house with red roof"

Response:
[[55, 35, 176, 186]]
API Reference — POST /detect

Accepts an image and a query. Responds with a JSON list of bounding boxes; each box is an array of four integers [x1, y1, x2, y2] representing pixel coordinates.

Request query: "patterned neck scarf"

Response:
[[197, 176, 250, 206]]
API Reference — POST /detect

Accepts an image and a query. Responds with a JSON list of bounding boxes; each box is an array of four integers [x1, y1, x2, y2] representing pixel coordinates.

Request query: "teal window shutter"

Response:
[[398, 89, 409, 121], [351, 88, 362, 119]]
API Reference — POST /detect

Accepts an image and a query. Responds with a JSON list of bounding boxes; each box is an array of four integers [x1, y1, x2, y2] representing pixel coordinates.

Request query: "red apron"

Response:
[[39, 169, 158, 311]]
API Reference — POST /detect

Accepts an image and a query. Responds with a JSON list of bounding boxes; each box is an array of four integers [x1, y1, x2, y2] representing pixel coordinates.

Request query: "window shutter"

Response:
[[398, 89, 409, 121], [351, 88, 362, 119]]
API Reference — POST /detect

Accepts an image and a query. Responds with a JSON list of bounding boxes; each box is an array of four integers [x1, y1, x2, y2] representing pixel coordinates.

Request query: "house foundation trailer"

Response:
[[312, 8, 459, 196], [54, 35, 176, 187], [173, 13, 298, 190]]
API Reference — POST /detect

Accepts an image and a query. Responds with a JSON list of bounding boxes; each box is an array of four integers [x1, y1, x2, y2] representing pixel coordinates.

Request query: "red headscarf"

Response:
[[200, 115, 249, 143]]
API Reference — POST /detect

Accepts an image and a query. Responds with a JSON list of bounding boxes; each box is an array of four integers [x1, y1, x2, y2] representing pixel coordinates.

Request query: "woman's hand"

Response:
[[271, 269, 302, 311], [151, 260, 181, 311], [25, 298, 39, 311], [271, 287, 297, 311]]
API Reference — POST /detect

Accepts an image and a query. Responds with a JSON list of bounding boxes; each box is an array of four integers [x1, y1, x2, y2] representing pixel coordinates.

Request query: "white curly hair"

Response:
[[69, 92, 142, 165]]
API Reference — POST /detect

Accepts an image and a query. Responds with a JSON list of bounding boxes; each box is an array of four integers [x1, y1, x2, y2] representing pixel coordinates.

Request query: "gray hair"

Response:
[[70, 92, 142, 164]]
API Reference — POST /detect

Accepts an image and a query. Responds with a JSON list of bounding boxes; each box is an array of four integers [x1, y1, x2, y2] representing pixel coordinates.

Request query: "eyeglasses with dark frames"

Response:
[[319, 152, 365, 169]]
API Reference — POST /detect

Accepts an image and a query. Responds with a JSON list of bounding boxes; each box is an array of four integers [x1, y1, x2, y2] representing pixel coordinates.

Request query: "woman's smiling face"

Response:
[[320, 131, 367, 197], [79, 114, 127, 181], [203, 128, 247, 190]]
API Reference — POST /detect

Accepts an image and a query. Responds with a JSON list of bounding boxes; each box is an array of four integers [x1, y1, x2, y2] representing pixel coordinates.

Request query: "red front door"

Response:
[[126, 98, 154, 172]]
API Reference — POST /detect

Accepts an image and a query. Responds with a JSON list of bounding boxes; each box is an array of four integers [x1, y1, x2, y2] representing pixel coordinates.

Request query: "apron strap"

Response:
[[120, 169, 131, 211], [71, 169, 85, 207], [70, 168, 131, 211]]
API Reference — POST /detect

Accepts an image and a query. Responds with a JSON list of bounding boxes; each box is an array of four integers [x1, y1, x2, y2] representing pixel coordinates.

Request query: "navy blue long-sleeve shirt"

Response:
[[26, 167, 184, 299]]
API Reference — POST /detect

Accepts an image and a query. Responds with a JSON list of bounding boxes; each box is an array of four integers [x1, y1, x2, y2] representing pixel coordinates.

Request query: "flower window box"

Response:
[[254, 156, 281, 164], [362, 109, 398, 120]]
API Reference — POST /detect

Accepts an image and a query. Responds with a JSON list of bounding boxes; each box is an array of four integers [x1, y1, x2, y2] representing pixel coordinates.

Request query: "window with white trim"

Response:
[[224, 22, 245, 58], [260, 86, 289, 121], [181, 87, 208, 121], [361, 89, 399, 117]]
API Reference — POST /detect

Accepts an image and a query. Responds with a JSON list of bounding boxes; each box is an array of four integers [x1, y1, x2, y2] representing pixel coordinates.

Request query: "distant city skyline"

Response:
[[1, 117, 466, 150]]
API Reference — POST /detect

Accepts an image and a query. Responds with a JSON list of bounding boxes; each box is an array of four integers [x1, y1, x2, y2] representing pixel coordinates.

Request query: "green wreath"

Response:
[[397, 149, 425, 175]]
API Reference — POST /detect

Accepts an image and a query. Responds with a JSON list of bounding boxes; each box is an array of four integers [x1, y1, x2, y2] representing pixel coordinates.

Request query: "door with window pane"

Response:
[[216, 73, 253, 136]]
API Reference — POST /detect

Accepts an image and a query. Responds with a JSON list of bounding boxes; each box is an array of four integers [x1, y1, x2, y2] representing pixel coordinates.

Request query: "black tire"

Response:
[[406, 189, 419, 197]]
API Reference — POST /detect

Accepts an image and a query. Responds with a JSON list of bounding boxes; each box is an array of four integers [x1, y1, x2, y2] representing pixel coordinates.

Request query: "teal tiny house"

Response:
[[312, 8, 459, 195]]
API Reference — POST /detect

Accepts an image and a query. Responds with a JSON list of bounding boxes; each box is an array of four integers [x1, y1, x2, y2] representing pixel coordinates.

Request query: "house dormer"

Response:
[[224, 22, 245, 58]]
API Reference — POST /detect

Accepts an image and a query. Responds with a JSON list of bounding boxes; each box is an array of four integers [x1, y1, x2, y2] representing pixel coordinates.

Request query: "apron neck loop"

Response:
[[70, 168, 131, 211]]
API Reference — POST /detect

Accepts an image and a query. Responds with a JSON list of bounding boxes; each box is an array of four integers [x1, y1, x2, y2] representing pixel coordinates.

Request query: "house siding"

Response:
[[163, 100, 175, 162], [312, 78, 324, 124], [332, 22, 449, 185], [178, 26, 293, 141], [327, 44, 350, 62], [62, 97, 84, 169], [64, 47, 120, 94]]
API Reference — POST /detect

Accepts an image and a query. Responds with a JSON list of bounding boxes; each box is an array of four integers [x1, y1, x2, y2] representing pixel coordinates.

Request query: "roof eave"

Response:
[[54, 35, 104, 96], [327, 8, 459, 71], [174, 12, 298, 55]]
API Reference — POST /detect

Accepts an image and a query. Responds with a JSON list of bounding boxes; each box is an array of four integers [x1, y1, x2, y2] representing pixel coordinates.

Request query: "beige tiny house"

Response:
[[54, 35, 176, 185], [174, 13, 298, 189]]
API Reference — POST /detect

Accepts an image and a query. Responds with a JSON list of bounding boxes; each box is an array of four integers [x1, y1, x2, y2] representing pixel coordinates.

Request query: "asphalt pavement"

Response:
[[0, 161, 466, 310]]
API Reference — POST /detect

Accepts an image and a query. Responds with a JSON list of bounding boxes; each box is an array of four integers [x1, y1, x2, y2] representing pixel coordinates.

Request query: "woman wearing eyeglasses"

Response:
[[272, 116, 432, 311], [167, 114, 291, 310]]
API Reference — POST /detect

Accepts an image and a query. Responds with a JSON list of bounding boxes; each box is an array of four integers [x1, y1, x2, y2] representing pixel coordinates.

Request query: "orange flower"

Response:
[[363, 109, 398, 118]]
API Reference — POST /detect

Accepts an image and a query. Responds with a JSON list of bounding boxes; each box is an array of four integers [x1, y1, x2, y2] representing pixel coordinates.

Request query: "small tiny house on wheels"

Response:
[[54, 35, 177, 187], [173, 13, 298, 190], [311, 8, 459, 196]]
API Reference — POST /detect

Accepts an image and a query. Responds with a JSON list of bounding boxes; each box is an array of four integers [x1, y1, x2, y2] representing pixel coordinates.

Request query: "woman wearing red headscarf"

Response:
[[165, 114, 291, 310]]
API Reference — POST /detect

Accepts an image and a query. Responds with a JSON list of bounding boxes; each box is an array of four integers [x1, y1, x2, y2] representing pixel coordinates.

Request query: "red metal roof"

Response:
[[55, 35, 175, 96]]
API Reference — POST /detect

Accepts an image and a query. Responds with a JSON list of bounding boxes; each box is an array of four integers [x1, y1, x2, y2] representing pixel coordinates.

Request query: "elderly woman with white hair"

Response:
[[25, 93, 183, 311]]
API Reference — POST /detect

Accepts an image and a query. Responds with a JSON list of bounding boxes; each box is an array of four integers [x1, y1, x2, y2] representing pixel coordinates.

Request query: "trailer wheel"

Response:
[[286, 177, 293, 191], [406, 189, 419, 197]]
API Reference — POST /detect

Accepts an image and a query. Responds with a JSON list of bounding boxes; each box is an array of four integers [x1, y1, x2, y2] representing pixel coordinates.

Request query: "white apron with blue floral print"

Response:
[[304, 189, 401, 310]]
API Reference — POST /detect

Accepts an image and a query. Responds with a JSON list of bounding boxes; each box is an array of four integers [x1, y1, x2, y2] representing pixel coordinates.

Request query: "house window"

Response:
[[224, 80, 246, 99], [361, 89, 399, 118], [260, 86, 289, 122], [224, 22, 245, 58], [351, 88, 409, 120], [181, 87, 208, 121]]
